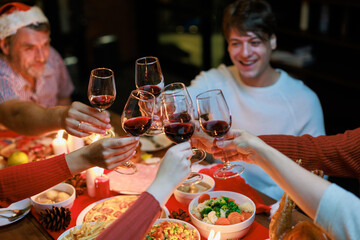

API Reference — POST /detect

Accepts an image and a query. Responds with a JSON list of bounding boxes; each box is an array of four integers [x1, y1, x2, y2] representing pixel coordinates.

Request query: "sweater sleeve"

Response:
[[0, 154, 72, 207], [96, 191, 161, 240], [315, 184, 360, 240], [259, 128, 360, 178]]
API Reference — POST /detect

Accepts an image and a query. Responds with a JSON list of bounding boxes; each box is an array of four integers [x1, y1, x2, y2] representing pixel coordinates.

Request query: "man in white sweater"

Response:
[[188, 0, 325, 200]]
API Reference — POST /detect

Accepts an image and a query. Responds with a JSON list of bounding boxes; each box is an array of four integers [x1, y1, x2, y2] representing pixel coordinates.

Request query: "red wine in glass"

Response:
[[196, 89, 244, 179], [164, 122, 194, 143], [89, 95, 116, 111], [201, 120, 230, 138], [138, 85, 162, 98], [123, 116, 152, 136]]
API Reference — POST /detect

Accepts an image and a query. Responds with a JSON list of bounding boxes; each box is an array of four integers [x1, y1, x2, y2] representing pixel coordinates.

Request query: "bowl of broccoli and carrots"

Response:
[[189, 191, 255, 240]]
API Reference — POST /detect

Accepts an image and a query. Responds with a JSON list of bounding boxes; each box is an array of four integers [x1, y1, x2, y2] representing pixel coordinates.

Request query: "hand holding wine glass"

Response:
[[196, 89, 244, 179], [135, 56, 164, 135], [87, 67, 116, 138], [161, 93, 203, 185], [163, 82, 206, 163], [117, 89, 156, 174]]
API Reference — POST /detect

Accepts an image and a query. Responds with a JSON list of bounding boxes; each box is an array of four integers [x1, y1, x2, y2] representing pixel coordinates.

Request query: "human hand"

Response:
[[191, 130, 216, 154], [212, 129, 261, 164], [67, 136, 139, 173], [146, 142, 193, 205], [62, 101, 112, 137]]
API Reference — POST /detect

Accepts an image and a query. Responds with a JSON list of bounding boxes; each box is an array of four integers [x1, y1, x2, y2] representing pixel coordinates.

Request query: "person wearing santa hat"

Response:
[[0, 2, 74, 108]]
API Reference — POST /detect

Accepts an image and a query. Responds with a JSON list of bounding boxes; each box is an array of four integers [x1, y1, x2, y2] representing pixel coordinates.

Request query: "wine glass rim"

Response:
[[135, 56, 159, 65], [91, 68, 114, 78], [196, 89, 223, 99], [131, 89, 156, 101]]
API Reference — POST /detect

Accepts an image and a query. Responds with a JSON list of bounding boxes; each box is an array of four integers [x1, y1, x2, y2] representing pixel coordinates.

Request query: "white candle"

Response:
[[86, 167, 104, 197], [52, 130, 68, 155], [67, 134, 84, 152]]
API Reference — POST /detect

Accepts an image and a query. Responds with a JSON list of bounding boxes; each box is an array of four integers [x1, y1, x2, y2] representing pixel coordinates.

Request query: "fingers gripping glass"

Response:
[[88, 68, 116, 138], [161, 93, 203, 185], [163, 82, 206, 164], [135, 56, 164, 136], [196, 89, 244, 179], [116, 90, 156, 174]]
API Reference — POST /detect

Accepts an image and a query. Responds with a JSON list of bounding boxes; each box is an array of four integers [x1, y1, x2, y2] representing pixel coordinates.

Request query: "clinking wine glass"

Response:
[[163, 82, 206, 164], [116, 89, 156, 175], [196, 89, 245, 179], [135, 56, 164, 136], [160, 93, 203, 185], [88, 67, 116, 138]]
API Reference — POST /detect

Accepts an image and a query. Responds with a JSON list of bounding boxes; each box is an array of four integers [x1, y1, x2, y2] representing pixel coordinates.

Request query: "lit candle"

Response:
[[67, 134, 84, 152], [86, 167, 104, 197], [95, 174, 110, 199], [52, 130, 68, 155]]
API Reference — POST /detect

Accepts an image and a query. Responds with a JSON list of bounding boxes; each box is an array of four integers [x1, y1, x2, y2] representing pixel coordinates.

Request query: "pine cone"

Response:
[[170, 208, 190, 222], [39, 206, 71, 232], [65, 174, 87, 197]]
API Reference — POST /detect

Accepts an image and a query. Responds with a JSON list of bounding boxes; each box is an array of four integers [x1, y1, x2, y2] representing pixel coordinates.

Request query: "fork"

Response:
[[0, 205, 32, 221]]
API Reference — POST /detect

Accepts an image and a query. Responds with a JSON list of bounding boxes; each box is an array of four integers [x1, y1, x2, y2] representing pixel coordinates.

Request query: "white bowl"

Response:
[[146, 218, 201, 240], [31, 183, 75, 214], [174, 173, 215, 206], [188, 191, 255, 240]]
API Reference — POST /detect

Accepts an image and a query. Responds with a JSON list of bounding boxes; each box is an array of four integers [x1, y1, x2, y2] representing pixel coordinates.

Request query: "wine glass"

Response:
[[196, 89, 244, 179], [160, 93, 203, 185], [163, 82, 206, 164], [88, 67, 116, 138], [116, 89, 156, 174], [135, 56, 164, 135]]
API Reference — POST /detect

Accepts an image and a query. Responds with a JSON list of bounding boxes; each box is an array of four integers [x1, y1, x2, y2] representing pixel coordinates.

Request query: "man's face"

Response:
[[5, 27, 50, 80], [227, 29, 276, 82]]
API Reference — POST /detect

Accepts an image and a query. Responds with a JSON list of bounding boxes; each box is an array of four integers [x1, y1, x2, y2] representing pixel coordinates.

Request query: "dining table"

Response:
[[0, 112, 312, 240]]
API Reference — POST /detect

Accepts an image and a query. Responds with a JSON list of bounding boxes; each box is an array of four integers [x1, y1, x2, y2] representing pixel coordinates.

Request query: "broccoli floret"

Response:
[[200, 207, 213, 218]]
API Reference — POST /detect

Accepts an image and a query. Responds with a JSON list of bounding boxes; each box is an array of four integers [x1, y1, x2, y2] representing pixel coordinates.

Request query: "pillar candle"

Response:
[[67, 134, 84, 152], [86, 167, 103, 198], [52, 130, 68, 155], [95, 174, 110, 199]]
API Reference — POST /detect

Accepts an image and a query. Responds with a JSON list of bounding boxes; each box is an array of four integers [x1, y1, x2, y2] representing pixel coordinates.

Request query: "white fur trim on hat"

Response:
[[0, 6, 48, 39]]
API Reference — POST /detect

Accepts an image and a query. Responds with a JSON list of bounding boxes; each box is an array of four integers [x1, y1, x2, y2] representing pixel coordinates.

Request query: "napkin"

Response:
[[199, 164, 271, 214]]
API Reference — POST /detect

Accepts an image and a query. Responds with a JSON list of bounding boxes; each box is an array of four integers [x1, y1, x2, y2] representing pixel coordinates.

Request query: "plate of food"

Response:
[[139, 133, 173, 152], [0, 198, 31, 226], [76, 195, 169, 225], [57, 221, 111, 240]]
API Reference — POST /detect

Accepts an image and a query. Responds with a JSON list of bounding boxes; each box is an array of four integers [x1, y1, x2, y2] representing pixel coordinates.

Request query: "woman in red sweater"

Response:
[[193, 128, 360, 178]]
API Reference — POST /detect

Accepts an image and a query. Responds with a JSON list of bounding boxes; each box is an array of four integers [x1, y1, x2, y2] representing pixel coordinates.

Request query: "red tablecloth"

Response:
[[31, 164, 270, 240]]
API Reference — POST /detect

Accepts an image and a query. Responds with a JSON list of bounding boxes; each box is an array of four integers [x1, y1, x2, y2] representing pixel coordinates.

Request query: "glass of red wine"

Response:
[[117, 89, 156, 174], [135, 56, 164, 136], [160, 93, 203, 185], [88, 67, 116, 139], [163, 82, 206, 164], [196, 89, 244, 179]]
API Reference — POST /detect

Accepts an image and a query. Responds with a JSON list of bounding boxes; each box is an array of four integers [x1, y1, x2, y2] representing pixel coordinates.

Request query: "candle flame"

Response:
[[91, 134, 100, 143], [57, 130, 65, 139]]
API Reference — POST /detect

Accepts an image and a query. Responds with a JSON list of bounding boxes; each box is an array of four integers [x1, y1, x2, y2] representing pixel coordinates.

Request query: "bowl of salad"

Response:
[[145, 218, 201, 240], [188, 191, 255, 240]]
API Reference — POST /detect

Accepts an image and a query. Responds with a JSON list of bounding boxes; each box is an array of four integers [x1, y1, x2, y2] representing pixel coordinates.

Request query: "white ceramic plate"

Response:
[[139, 133, 173, 152], [0, 198, 31, 226], [146, 218, 201, 239], [76, 195, 169, 225], [57, 222, 97, 240]]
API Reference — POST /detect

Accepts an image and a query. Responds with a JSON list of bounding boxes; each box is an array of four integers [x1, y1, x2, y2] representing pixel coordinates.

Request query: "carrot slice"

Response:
[[198, 193, 210, 203], [215, 217, 231, 225], [227, 212, 243, 224]]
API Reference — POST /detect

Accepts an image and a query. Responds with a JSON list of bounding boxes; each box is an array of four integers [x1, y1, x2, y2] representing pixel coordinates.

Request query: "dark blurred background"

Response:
[[1, 0, 359, 195]]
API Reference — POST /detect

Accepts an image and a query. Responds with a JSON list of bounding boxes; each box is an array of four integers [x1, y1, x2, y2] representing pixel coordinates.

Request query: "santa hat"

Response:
[[0, 2, 48, 39]]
